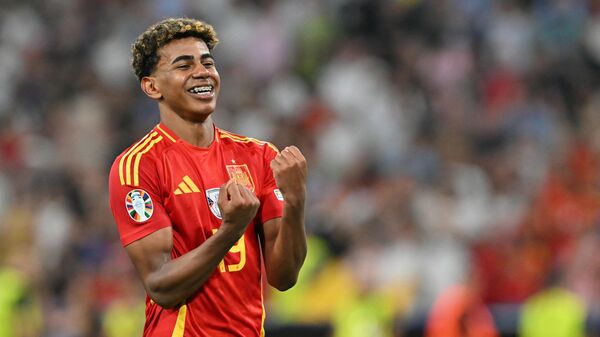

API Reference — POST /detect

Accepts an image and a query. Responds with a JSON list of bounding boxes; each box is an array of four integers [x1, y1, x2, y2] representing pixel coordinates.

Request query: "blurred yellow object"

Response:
[[0, 267, 41, 337], [332, 289, 396, 337], [269, 236, 359, 323], [519, 287, 586, 337], [269, 236, 404, 337], [102, 298, 146, 337]]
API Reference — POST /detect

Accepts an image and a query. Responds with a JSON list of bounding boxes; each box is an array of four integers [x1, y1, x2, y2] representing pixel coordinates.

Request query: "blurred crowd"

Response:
[[2, 0, 600, 336]]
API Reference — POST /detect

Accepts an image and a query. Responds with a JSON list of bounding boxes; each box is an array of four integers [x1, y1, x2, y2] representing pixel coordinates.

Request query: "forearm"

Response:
[[265, 200, 307, 290], [145, 230, 239, 308], [266, 144, 308, 290]]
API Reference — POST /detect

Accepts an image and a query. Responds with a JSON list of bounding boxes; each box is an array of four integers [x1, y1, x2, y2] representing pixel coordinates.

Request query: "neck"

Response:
[[159, 109, 214, 147]]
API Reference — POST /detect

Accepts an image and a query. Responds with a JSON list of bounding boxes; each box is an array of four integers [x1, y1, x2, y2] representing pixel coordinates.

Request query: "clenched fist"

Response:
[[270, 146, 307, 206], [218, 179, 260, 239]]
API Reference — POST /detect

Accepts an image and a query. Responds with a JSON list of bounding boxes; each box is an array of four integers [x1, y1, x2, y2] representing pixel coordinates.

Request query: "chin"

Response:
[[186, 109, 214, 123], [198, 105, 216, 116]]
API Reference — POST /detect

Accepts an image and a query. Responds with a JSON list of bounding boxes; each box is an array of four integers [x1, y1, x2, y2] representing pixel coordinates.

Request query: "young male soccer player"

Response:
[[108, 18, 307, 337]]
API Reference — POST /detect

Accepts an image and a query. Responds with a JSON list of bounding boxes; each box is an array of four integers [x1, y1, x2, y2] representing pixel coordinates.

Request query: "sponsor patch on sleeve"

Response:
[[125, 189, 153, 222], [273, 189, 284, 201]]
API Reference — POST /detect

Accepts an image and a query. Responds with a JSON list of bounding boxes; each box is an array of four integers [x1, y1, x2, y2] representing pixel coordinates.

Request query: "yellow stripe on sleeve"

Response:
[[124, 132, 159, 186], [171, 304, 187, 337], [118, 132, 156, 185], [182, 176, 200, 192], [132, 136, 163, 186]]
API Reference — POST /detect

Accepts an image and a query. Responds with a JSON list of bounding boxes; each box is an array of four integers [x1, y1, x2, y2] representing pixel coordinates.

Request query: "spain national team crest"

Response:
[[125, 189, 153, 222], [205, 188, 222, 219], [226, 164, 255, 192]]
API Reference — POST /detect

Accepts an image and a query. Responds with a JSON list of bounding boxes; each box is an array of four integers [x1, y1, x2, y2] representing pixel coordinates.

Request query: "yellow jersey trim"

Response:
[[260, 286, 266, 337], [157, 124, 177, 143], [171, 304, 187, 337], [219, 131, 279, 153]]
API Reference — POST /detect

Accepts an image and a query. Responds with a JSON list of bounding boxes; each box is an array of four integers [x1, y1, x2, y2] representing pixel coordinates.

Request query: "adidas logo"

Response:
[[174, 175, 201, 195]]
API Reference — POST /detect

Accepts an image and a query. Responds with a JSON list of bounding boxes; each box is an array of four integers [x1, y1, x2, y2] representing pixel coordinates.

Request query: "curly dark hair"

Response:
[[131, 18, 219, 81]]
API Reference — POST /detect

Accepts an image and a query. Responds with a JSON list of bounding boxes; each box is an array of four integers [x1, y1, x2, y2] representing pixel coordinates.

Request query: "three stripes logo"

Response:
[[174, 175, 201, 195]]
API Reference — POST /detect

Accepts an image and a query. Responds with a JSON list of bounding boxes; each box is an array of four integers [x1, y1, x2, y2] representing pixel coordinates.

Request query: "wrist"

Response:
[[283, 193, 305, 209], [215, 223, 244, 245]]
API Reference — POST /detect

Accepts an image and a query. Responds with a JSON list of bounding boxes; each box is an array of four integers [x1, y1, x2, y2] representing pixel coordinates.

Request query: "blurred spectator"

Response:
[[0, 249, 42, 337], [425, 284, 499, 337]]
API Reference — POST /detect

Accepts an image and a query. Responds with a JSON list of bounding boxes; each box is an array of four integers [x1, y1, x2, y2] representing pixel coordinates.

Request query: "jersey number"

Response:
[[211, 229, 246, 272]]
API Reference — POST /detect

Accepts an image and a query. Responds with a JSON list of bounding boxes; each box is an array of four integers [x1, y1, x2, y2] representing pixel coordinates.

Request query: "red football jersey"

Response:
[[108, 123, 283, 337]]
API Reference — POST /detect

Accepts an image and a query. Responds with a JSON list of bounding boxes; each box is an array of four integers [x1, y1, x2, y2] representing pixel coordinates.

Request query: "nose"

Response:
[[192, 62, 210, 78]]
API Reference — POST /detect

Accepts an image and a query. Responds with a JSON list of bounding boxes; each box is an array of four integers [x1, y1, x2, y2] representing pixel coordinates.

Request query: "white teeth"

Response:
[[189, 85, 213, 94]]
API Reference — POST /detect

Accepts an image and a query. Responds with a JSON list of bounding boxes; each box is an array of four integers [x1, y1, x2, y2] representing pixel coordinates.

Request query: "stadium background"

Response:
[[1, 0, 600, 336]]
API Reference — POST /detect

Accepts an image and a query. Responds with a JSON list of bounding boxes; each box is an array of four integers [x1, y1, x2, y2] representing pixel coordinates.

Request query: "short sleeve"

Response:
[[259, 144, 283, 224], [108, 155, 172, 246]]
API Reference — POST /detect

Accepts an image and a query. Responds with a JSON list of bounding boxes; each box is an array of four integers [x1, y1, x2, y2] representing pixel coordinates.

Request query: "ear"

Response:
[[140, 76, 162, 100]]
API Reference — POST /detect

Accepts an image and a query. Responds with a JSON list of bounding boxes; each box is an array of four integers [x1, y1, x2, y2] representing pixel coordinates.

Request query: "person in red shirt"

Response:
[[108, 18, 307, 337]]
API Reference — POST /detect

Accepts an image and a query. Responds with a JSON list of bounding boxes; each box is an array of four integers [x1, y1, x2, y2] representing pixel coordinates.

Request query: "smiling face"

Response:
[[141, 37, 220, 123]]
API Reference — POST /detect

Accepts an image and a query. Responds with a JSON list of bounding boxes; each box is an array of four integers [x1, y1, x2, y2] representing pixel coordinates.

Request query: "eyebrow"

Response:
[[171, 53, 214, 65]]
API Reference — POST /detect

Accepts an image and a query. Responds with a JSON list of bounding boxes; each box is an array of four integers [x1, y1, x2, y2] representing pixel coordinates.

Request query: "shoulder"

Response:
[[109, 126, 177, 187], [216, 128, 279, 155]]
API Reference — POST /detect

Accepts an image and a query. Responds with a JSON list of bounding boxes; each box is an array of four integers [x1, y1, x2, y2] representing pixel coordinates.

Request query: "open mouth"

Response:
[[187, 85, 214, 98]]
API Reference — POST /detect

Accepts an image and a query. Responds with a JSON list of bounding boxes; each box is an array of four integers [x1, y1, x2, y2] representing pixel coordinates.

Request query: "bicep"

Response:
[[125, 227, 174, 284]]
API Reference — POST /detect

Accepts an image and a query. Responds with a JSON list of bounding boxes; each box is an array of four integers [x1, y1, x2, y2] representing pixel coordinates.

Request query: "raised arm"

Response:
[[261, 146, 308, 291], [125, 180, 260, 308]]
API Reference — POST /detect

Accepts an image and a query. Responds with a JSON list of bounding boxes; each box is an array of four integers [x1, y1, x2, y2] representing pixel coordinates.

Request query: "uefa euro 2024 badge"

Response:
[[126, 189, 154, 222]]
